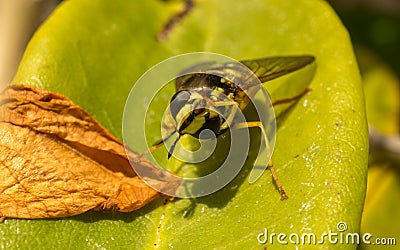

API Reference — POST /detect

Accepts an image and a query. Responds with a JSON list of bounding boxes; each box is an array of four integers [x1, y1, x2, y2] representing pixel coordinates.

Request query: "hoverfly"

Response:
[[146, 55, 315, 200]]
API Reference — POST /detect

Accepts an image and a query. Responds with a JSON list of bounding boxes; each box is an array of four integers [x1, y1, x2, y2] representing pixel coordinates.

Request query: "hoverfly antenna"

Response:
[[168, 135, 180, 159]]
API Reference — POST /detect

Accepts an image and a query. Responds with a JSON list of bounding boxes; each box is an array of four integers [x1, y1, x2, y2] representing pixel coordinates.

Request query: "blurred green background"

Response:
[[327, 1, 400, 249], [329, 0, 400, 78], [0, 0, 399, 249]]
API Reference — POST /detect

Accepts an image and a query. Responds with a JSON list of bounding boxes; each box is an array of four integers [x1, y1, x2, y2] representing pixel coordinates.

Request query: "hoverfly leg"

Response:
[[139, 131, 176, 158], [137, 141, 163, 159], [267, 159, 288, 200], [272, 88, 311, 106], [209, 100, 239, 127], [234, 121, 288, 200]]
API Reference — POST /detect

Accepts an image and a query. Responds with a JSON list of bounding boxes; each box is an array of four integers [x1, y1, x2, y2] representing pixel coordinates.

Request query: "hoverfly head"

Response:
[[169, 89, 221, 138]]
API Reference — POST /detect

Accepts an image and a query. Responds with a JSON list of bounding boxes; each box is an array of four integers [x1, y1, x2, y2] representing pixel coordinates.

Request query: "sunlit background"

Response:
[[0, 0, 399, 249]]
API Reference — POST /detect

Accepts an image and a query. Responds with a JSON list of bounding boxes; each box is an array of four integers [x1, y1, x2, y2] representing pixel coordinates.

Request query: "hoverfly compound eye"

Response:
[[169, 90, 191, 119]]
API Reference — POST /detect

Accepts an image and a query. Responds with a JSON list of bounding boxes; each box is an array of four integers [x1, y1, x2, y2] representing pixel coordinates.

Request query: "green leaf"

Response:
[[2, 0, 367, 249]]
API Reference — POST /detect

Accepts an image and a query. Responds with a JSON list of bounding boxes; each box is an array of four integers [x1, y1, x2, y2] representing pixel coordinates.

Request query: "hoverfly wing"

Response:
[[240, 55, 315, 87]]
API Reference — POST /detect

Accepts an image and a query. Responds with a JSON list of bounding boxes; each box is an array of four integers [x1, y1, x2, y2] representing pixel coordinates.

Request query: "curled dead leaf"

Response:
[[0, 83, 161, 219]]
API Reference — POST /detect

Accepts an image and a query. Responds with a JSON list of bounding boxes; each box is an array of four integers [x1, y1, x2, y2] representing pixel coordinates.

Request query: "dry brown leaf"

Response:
[[0, 83, 161, 219]]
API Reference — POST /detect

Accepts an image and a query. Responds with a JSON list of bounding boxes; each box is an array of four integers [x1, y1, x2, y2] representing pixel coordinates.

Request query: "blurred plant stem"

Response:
[[332, 0, 400, 16], [0, 0, 58, 86], [369, 127, 400, 165]]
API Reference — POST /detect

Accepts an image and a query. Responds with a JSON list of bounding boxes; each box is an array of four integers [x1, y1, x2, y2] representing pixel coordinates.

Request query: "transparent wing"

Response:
[[240, 55, 315, 88]]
